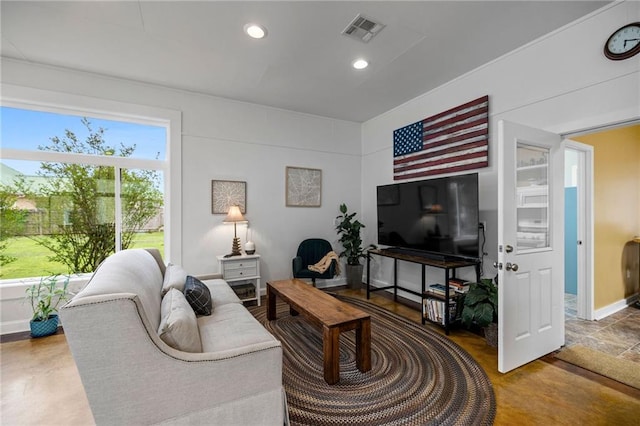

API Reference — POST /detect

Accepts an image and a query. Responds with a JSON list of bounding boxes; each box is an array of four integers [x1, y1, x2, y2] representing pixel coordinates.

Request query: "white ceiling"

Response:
[[1, 1, 609, 122]]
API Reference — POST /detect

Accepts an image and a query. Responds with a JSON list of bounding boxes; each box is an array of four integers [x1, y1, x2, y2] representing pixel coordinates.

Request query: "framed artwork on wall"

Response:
[[285, 166, 322, 207], [392, 95, 489, 180], [211, 180, 246, 214]]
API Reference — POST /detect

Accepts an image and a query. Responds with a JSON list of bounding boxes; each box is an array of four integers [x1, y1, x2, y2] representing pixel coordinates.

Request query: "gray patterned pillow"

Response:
[[183, 275, 213, 316]]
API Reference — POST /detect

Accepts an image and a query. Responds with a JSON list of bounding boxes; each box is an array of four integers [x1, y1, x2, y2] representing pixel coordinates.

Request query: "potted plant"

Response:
[[25, 275, 70, 338], [461, 277, 498, 347], [335, 203, 376, 289]]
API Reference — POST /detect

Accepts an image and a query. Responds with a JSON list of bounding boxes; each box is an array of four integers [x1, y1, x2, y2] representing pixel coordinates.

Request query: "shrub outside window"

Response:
[[0, 107, 167, 281]]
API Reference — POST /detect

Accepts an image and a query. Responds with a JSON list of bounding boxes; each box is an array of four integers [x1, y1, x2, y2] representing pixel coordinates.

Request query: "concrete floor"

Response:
[[1, 288, 638, 425]]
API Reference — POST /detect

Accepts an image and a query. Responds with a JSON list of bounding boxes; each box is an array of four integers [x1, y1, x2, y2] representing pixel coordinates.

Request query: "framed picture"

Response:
[[211, 180, 246, 214], [286, 166, 322, 207]]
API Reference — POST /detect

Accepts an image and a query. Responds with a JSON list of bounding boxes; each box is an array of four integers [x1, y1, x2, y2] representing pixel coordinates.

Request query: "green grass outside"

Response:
[[0, 232, 164, 280]]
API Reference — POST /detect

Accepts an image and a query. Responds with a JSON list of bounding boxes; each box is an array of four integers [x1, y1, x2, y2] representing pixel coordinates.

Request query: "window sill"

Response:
[[0, 275, 90, 300]]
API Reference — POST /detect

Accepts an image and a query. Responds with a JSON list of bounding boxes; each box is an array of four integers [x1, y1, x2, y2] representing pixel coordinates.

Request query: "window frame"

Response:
[[0, 84, 182, 284]]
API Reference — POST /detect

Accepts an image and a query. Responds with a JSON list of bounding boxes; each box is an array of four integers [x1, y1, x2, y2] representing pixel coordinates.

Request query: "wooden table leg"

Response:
[[266, 285, 276, 320], [356, 317, 372, 373], [323, 325, 340, 385]]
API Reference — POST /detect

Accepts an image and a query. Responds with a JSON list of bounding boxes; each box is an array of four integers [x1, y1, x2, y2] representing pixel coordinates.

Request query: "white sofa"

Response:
[[60, 249, 286, 425]]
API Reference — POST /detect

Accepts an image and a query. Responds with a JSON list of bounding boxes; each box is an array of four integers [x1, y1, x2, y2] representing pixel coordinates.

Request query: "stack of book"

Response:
[[423, 279, 470, 325], [426, 283, 449, 297], [423, 298, 458, 325], [448, 278, 470, 294], [425, 279, 469, 297]]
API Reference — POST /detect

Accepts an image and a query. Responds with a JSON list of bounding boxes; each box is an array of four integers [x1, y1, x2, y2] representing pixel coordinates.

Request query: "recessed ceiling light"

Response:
[[244, 24, 267, 39], [352, 59, 369, 70]]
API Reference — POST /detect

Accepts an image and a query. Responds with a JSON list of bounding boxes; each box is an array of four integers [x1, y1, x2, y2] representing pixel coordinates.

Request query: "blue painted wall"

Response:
[[565, 187, 578, 295]]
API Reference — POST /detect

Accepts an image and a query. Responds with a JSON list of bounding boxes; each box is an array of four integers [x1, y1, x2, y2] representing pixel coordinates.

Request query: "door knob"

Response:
[[505, 262, 519, 272], [493, 261, 503, 270]]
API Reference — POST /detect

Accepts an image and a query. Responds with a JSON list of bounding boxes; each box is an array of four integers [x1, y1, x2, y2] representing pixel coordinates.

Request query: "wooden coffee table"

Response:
[[267, 279, 371, 384]]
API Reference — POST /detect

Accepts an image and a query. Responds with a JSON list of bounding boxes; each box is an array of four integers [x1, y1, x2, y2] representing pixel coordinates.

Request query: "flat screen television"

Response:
[[376, 173, 479, 261]]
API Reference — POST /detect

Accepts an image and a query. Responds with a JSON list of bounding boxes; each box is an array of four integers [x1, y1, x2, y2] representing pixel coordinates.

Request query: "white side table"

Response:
[[217, 253, 261, 305]]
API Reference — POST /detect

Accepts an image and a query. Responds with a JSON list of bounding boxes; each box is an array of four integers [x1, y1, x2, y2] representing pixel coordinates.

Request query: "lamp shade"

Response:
[[224, 205, 247, 223]]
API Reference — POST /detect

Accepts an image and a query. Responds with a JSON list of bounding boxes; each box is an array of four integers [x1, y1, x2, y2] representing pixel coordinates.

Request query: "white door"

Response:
[[498, 120, 565, 373]]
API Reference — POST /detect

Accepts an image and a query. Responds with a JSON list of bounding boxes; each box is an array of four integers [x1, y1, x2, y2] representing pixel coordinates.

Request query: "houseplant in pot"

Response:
[[335, 203, 376, 289], [25, 274, 70, 338], [461, 277, 498, 347]]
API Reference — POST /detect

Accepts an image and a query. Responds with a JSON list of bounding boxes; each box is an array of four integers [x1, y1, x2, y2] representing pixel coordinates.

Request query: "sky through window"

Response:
[[1, 106, 166, 175]]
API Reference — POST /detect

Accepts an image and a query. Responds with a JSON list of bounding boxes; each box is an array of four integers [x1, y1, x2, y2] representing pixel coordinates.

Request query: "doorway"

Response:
[[564, 142, 594, 321], [498, 120, 638, 372], [562, 121, 640, 324]]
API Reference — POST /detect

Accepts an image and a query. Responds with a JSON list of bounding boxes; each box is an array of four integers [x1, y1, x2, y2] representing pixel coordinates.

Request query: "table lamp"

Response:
[[224, 205, 247, 257]]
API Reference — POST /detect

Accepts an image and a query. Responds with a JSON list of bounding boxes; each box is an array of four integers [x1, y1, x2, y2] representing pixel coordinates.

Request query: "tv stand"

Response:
[[366, 249, 480, 334], [384, 247, 448, 261]]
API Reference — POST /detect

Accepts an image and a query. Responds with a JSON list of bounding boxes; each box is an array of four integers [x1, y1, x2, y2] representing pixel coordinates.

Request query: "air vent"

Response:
[[341, 14, 385, 43]]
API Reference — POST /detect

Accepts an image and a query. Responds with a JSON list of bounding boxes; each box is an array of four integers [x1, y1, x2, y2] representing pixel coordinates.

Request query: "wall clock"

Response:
[[604, 22, 640, 60]]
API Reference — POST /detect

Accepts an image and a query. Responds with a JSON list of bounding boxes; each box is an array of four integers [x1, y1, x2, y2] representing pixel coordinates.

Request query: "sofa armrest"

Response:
[[61, 295, 284, 425], [195, 273, 223, 280]]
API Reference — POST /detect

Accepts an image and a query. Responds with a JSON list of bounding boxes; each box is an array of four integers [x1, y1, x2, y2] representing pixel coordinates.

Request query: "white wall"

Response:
[[0, 59, 361, 333], [361, 1, 639, 303], [2, 1, 638, 333]]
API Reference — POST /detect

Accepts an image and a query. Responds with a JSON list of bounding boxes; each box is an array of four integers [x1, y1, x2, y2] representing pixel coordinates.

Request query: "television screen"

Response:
[[377, 173, 479, 260]]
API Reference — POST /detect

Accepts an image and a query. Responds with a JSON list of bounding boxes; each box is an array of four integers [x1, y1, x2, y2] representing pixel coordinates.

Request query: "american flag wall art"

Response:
[[393, 95, 489, 181]]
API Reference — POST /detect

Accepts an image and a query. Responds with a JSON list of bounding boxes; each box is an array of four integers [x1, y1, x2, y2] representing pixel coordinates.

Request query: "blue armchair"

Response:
[[292, 238, 337, 287]]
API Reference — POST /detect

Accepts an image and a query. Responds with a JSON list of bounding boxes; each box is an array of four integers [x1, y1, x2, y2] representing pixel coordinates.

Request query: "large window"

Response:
[[1, 106, 168, 280]]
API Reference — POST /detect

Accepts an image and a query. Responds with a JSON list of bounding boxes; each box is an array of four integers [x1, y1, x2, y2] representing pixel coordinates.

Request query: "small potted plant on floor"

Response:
[[25, 275, 71, 338], [461, 277, 498, 347], [336, 203, 376, 289]]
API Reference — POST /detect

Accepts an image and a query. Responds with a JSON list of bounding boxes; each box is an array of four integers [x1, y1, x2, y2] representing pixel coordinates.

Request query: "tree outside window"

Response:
[[1, 112, 165, 279]]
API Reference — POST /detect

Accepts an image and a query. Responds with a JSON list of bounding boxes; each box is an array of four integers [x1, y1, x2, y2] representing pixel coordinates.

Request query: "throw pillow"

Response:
[[183, 275, 213, 316], [158, 288, 202, 353], [162, 263, 188, 295]]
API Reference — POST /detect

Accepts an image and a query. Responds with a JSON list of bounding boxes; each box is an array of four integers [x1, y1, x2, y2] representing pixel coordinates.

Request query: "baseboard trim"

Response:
[[0, 326, 64, 343], [594, 294, 639, 320], [1, 319, 31, 336]]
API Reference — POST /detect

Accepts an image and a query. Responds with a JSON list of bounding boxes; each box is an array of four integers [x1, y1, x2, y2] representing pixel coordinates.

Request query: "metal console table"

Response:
[[366, 249, 480, 334]]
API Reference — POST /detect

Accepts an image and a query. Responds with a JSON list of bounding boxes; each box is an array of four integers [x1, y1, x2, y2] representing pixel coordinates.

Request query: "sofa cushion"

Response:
[[158, 288, 202, 353], [183, 276, 213, 316], [201, 278, 242, 307], [162, 263, 188, 295], [198, 303, 277, 353]]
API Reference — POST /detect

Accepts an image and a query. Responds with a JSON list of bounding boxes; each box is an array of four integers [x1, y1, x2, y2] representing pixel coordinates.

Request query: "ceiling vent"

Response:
[[341, 14, 385, 43]]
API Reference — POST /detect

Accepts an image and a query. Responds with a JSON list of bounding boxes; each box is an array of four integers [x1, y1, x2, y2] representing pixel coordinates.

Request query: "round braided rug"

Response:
[[249, 295, 496, 425]]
